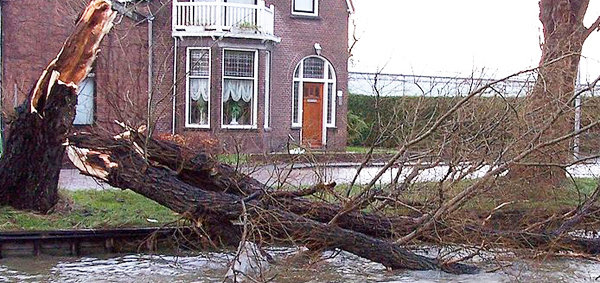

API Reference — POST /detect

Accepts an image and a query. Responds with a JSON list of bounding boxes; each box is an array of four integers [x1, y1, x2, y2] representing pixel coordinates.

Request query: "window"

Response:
[[292, 0, 318, 16], [222, 49, 258, 128], [186, 48, 211, 128], [73, 74, 95, 125], [292, 56, 336, 128]]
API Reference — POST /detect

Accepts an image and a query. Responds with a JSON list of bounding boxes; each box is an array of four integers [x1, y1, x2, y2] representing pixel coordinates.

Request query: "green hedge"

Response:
[[348, 94, 600, 156], [348, 94, 461, 147]]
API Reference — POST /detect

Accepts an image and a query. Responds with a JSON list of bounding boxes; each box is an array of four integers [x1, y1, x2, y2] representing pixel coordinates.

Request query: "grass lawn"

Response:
[[398, 177, 599, 214], [346, 146, 397, 154], [217, 153, 249, 165], [0, 189, 181, 231]]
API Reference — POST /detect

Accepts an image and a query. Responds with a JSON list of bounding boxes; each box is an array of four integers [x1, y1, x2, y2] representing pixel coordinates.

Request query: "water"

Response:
[[2, 248, 600, 282]]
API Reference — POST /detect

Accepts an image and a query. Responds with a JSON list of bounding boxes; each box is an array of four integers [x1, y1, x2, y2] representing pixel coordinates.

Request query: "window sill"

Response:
[[222, 125, 258, 130], [185, 124, 211, 130], [290, 14, 321, 20]]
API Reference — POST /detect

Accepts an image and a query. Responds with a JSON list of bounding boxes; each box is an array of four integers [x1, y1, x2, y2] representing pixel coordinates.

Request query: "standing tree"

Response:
[[508, 0, 600, 189], [0, 0, 116, 213]]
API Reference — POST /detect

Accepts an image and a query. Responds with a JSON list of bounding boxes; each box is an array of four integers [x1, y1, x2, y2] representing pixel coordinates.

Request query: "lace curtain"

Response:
[[190, 79, 209, 102], [223, 79, 253, 103]]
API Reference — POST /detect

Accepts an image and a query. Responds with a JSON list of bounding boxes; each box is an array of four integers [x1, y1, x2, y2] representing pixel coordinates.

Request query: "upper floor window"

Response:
[[292, 0, 318, 16], [222, 49, 258, 129], [74, 74, 95, 125], [186, 48, 211, 128]]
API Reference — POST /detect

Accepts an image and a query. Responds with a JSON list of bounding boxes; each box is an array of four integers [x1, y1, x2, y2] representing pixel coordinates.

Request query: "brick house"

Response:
[[0, 0, 353, 153]]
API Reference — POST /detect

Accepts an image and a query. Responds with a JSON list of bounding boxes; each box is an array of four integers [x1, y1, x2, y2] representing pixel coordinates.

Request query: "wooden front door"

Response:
[[302, 83, 324, 148]]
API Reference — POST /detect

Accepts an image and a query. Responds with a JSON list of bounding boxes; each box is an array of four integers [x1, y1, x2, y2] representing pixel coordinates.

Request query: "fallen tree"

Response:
[[107, 127, 418, 239], [64, 127, 600, 269], [1, 0, 599, 277], [0, 0, 116, 213], [66, 131, 478, 274]]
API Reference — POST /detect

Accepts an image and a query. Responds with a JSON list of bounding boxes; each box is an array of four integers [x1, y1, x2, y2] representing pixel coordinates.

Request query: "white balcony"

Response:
[[172, 0, 280, 42]]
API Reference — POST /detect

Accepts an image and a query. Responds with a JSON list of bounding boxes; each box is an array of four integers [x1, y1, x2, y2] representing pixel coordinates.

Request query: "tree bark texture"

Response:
[[118, 130, 418, 238], [508, 0, 600, 188], [66, 132, 478, 274], [0, 0, 116, 213]]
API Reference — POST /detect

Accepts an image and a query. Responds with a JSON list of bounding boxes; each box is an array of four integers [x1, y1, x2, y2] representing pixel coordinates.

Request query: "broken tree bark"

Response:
[[0, 0, 116, 213], [117, 129, 418, 238], [66, 132, 478, 274]]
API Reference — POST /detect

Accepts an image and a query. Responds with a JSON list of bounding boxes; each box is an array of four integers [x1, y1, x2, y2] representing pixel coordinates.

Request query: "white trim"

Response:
[[291, 55, 337, 146], [185, 47, 211, 129], [325, 64, 337, 128], [291, 0, 319, 17], [172, 37, 178, 135], [221, 48, 259, 129], [345, 0, 355, 14], [292, 56, 336, 128], [264, 51, 271, 129]]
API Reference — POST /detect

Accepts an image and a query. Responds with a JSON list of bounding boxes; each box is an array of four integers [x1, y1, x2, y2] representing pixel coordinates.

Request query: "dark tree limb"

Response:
[[0, 0, 116, 213], [113, 128, 419, 238], [66, 133, 478, 274]]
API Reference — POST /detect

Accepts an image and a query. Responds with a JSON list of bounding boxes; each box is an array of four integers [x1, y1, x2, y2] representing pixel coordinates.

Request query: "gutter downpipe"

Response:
[[172, 37, 177, 135], [0, 0, 4, 158], [146, 15, 154, 136]]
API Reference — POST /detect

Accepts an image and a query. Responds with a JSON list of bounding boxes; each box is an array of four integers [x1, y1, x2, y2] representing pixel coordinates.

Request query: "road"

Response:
[[59, 161, 600, 190]]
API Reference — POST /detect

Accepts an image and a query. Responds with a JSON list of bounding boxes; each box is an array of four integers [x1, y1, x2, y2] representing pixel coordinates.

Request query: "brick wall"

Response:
[[2, 0, 349, 154], [2, 0, 154, 134], [267, 0, 350, 151]]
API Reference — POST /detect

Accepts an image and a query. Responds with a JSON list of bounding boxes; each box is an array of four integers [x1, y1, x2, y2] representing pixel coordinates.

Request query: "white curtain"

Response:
[[190, 78, 209, 102], [74, 77, 94, 125], [223, 79, 253, 103]]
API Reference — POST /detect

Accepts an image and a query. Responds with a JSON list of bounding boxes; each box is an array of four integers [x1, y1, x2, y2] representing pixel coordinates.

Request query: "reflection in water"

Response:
[[2, 248, 600, 282]]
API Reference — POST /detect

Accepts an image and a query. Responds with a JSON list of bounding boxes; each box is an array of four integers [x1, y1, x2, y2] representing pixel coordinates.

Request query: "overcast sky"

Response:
[[350, 0, 600, 81]]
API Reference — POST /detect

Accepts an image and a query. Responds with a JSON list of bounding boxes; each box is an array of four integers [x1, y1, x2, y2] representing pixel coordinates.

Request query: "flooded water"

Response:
[[2, 248, 600, 282]]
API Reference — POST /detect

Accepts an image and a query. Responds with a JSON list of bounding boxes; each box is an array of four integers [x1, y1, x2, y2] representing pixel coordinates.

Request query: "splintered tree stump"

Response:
[[0, 0, 116, 213]]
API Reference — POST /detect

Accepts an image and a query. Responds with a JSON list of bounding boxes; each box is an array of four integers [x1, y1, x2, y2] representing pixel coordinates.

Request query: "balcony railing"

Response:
[[172, 0, 279, 42]]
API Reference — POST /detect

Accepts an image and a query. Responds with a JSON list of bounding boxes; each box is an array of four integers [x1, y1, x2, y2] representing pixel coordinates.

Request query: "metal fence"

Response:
[[348, 71, 600, 158], [348, 72, 600, 97]]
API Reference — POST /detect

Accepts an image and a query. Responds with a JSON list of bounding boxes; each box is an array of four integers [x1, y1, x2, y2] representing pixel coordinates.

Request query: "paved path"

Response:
[[59, 169, 115, 190], [60, 161, 600, 190]]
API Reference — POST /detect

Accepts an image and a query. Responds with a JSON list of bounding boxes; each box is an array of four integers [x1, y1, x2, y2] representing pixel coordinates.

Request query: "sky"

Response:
[[350, 0, 600, 82]]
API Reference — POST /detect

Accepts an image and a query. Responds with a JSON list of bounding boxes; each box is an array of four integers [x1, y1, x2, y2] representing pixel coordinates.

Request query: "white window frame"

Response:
[[185, 47, 211, 129], [221, 48, 259, 129], [291, 0, 319, 17], [291, 55, 336, 129], [264, 51, 271, 129]]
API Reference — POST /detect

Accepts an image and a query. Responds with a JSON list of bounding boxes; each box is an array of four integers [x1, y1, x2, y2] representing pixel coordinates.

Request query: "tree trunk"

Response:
[[115, 129, 418, 238], [508, 0, 600, 189], [0, 0, 116, 213], [66, 132, 478, 274]]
